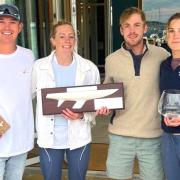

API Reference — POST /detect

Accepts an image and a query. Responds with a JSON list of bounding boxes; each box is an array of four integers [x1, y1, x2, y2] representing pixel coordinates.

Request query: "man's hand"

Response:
[[61, 108, 84, 120], [164, 116, 180, 127]]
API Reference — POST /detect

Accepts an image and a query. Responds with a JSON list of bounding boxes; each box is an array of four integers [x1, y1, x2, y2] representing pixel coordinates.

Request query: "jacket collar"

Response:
[[39, 51, 92, 86], [40, 50, 91, 72], [121, 38, 149, 53], [163, 56, 173, 67]]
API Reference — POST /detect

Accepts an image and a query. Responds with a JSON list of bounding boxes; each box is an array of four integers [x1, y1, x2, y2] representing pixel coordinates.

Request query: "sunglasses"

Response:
[[0, 5, 20, 20]]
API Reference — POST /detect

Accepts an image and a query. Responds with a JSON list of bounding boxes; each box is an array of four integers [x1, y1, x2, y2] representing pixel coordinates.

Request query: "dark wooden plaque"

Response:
[[41, 83, 124, 115]]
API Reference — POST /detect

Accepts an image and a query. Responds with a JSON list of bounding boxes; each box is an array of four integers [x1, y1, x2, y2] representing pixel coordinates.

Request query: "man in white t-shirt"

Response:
[[0, 4, 34, 180]]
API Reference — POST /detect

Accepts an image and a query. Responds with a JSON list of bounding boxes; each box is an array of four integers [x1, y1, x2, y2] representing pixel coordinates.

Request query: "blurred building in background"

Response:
[[1, 0, 141, 72]]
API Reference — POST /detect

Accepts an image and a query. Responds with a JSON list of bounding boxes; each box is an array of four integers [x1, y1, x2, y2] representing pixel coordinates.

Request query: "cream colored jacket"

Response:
[[105, 43, 170, 138], [32, 51, 100, 149]]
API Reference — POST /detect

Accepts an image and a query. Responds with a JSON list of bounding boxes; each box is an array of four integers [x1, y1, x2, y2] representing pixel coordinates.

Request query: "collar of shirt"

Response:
[[123, 39, 148, 56], [122, 40, 148, 76], [171, 58, 180, 70]]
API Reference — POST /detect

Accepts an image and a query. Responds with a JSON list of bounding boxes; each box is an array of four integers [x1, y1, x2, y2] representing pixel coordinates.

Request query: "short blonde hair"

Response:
[[119, 7, 146, 26]]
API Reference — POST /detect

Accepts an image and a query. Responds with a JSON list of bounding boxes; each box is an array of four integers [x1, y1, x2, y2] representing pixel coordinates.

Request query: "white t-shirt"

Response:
[[0, 46, 34, 157]]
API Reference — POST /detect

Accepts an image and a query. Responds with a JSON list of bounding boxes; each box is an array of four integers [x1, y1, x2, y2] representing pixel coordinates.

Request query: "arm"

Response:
[[61, 63, 101, 124], [96, 57, 113, 116], [31, 63, 38, 99], [82, 64, 101, 124]]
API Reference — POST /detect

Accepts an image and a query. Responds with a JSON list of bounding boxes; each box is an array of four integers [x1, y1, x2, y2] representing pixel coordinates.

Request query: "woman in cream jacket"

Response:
[[32, 21, 100, 180]]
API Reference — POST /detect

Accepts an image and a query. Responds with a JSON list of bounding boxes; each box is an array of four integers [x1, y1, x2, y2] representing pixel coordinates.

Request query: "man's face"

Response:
[[120, 13, 147, 48], [0, 16, 22, 44]]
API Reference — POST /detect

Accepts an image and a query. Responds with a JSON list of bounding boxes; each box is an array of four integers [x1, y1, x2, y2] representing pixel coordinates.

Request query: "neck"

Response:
[[55, 51, 73, 66], [125, 41, 145, 55], [0, 44, 17, 54], [172, 51, 180, 59]]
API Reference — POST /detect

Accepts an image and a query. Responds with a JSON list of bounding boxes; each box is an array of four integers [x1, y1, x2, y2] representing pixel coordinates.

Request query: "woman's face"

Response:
[[166, 18, 180, 52], [51, 24, 76, 53]]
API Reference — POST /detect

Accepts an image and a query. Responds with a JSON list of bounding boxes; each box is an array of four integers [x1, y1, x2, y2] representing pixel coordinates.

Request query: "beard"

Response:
[[124, 35, 144, 49]]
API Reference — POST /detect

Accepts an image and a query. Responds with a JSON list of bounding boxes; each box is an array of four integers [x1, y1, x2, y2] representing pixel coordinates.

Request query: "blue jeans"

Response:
[[161, 132, 180, 180], [0, 153, 27, 180], [40, 144, 90, 180]]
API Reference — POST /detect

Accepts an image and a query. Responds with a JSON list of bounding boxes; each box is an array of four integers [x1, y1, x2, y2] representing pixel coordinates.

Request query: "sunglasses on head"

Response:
[[0, 5, 20, 20]]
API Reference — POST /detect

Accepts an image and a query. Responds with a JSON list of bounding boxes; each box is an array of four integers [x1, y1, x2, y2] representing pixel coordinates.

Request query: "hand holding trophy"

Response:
[[158, 90, 180, 121]]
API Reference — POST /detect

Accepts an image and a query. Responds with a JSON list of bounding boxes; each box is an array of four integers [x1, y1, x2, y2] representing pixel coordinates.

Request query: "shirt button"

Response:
[[50, 132, 53, 135], [51, 119, 53, 121]]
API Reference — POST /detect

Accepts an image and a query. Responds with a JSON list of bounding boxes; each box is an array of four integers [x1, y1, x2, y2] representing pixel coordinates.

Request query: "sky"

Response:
[[143, 0, 180, 22]]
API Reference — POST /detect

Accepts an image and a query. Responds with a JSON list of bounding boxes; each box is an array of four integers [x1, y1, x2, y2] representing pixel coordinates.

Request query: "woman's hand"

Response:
[[164, 116, 180, 127], [61, 108, 84, 120], [96, 106, 111, 116]]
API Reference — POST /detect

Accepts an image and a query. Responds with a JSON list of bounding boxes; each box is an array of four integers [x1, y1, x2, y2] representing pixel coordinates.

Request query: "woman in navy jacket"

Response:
[[160, 13, 180, 180]]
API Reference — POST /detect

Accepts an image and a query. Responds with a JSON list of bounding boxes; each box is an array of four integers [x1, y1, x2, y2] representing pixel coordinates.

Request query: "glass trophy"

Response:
[[158, 89, 180, 119]]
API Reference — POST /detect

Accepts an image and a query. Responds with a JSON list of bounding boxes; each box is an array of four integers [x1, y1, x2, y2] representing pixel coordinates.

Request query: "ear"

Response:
[[50, 37, 56, 49], [18, 22, 23, 33], [144, 24, 148, 34], [164, 30, 168, 43], [120, 26, 124, 36]]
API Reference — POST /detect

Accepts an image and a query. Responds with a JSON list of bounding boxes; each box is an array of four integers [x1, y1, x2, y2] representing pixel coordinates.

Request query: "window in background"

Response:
[[143, 0, 180, 47], [4, 0, 58, 59]]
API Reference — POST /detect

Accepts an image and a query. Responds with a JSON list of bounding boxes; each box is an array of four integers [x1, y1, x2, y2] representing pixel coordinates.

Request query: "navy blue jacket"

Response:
[[160, 56, 180, 133]]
